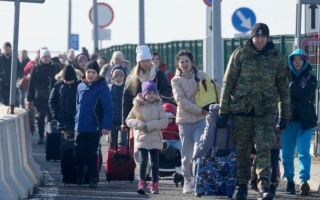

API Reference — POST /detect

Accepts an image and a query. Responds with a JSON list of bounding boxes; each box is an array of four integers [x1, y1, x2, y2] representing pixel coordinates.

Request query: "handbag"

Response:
[[18, 75, 29, 90], [195, 77, 219, 110]]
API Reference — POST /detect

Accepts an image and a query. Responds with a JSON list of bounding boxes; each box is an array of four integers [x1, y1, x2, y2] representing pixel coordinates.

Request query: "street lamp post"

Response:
[[67, 0, 71, 51]]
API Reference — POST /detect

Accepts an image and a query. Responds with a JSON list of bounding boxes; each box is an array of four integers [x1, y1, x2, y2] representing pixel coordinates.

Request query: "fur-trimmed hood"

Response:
[[133, 93, 162, 107]]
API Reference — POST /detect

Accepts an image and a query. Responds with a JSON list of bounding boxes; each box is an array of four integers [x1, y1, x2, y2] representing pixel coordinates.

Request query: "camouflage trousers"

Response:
[[234, 113, 276, 189]]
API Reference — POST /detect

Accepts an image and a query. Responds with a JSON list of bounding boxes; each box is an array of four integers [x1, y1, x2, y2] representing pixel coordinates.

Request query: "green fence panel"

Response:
[[100, 35, 315, 74]]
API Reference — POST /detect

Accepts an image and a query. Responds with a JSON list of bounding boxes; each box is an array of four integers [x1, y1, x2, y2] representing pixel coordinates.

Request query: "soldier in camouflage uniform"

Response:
[[217, 23, 291, 200]]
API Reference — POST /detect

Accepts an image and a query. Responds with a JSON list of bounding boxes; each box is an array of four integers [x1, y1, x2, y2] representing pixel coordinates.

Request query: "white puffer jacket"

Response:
[[171, 69, 208, 124], [126, 94, 168, 150]]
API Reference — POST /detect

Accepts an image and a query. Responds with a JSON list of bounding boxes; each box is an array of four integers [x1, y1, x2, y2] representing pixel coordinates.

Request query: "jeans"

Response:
[[138, 148, 159, 182], [163, 139, 182, 153], [19, 88, 26, 108], [281, 122, 312, 183], [178, 120, 206, 180], [35, 104, 52, 140]]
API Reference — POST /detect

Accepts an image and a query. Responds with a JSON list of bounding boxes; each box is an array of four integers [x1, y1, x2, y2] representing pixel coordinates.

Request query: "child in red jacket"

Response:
[[161, 103, 181, 153]]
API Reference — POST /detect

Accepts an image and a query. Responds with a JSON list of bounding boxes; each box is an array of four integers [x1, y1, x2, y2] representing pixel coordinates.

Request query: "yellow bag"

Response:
[[195, 77, 219, 110]]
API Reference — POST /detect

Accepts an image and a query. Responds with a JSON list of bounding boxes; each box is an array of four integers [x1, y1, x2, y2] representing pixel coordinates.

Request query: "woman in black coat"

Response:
[[48, 65, 80, 130]]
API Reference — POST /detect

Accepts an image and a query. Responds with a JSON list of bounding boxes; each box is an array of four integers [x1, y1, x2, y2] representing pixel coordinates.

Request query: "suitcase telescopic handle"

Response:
[[114, 127, 130, 160]]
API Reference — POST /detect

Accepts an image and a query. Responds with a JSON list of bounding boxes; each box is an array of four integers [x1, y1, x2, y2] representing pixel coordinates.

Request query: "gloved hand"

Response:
[[136, 120, 146, 130], [277, 118, 289, 131], [216, 114, 228, 129]]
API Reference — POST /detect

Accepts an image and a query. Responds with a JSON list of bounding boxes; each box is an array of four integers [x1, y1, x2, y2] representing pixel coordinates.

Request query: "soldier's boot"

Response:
[[300, 182, 310, 196], [258, 188, 274, 200], [236, 184, 248, 200], [269, 183, 277, 197], [286, 181, 296, 194]]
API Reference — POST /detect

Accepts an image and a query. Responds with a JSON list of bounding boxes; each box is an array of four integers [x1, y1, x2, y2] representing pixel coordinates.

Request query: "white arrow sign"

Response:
[[236, 10, 252, 29]]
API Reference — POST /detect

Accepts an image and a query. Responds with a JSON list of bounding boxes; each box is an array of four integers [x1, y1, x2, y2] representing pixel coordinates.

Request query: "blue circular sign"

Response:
[[232, 7, 256, 33]]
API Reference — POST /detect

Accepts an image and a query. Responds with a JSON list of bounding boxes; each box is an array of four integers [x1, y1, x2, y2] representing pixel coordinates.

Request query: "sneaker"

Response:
[[150, 182, 159, 194], [300, 182, 310, 196], [286, 181, 296, 194], [236, 184, 248, 200], [182, 180, 192, 194], [137, 180, 146, 195], [89, 176, 97, 188], [37, 139, 45, 145]]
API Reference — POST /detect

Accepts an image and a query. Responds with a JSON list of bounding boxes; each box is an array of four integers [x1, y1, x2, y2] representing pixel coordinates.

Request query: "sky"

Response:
[[0, 0, 307, 58]]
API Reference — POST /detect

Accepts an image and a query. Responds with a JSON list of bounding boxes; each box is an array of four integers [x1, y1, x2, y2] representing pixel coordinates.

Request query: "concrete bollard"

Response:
[[17, 112, 39, 188], [3, 116, 31, 198], [0, 119, 22, 200], [22, 110, 42, 182], [0, 119, 19, 200], [11, 114, 37, 194]]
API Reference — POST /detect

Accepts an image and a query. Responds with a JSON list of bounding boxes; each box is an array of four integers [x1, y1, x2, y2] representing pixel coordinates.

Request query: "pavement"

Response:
[[23, 130, 320, 200]]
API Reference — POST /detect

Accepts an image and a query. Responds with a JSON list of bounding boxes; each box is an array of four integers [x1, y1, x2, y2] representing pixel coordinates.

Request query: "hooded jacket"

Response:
[[288, 49, 317, 130], [126, 94, 168, 150], [75, 77, 113, 133]]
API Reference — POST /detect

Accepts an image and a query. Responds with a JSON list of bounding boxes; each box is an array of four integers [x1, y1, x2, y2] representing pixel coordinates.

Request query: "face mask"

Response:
[[114, 81, 124, 86]]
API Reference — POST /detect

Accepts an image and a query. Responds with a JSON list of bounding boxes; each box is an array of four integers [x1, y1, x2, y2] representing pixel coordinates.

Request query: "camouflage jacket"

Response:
[[219, 41, 291, 119]]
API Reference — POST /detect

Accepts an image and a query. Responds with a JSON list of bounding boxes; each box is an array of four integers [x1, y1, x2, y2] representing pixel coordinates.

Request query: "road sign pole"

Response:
[[295, 0, 302, 49], [93, 0, 98, 50], [67, 0, 71, 51], [139, 0, 145, 45], [9, 0, 20, 114], [212, 0, 223, 86]]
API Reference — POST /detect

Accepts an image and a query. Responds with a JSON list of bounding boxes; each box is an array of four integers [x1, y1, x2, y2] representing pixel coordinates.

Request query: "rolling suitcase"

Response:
[[61, 132, 103, 185], [45, 120, 61, 161], [195, 125, 236, 198], [105, 129, 135, 182]]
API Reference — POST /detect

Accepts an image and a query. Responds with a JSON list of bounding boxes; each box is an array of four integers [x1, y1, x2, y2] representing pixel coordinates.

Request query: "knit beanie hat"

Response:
[[40, 48, 51, 58], [141, 80, 157, 97], [85, 60, 100, 74], [136, 45, 152, 63], [111, 64, 127, 79], [76, 54, 89, 65], [62, 65, 76, 81], [251, 23, 269, 38], [112, 51, 124, 60]]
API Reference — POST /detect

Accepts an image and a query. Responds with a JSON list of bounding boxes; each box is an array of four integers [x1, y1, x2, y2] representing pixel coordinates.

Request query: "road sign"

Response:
[[302, 33, 320, 65], [70, 34, 79, 50], [89, 2, 114, 29], [305, 4, 319, 34], [203, 0, 212, 6], [0, 0, 45, 3], [232, 7, 256, 33], [92, 29, 111, 40]]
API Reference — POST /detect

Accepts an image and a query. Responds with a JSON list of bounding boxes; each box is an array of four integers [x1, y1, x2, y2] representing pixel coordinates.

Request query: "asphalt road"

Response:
[[27, 133, 320, 200]]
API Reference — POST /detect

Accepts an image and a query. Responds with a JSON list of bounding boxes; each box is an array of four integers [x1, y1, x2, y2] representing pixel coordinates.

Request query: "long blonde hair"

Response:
[[125, 63, 141, 96]]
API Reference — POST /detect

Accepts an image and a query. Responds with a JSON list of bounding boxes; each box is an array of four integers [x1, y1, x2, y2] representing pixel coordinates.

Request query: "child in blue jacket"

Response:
[[74, 60, 113, 188]]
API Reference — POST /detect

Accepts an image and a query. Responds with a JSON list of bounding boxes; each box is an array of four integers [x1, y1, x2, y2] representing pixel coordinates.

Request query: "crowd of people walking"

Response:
[[0, 22, 317, 200]]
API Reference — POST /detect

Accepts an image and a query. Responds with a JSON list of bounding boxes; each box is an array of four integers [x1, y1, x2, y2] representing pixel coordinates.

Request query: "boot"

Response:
[[258, 188, 274, 200], [300, 182, 310, 196], [269, 183, 277, 196], [236, 184, 248, 200], [137, 180, 146, 194], [89, 176, 97, 188], [150, 182, 159, 194], [286, 181, 296, 194]]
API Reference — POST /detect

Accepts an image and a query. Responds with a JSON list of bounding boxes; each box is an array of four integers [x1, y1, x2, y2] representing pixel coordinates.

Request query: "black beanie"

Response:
[[84, 60, 100, 74], [251, 23, 269, 38], [63, 65, 76, 81]]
